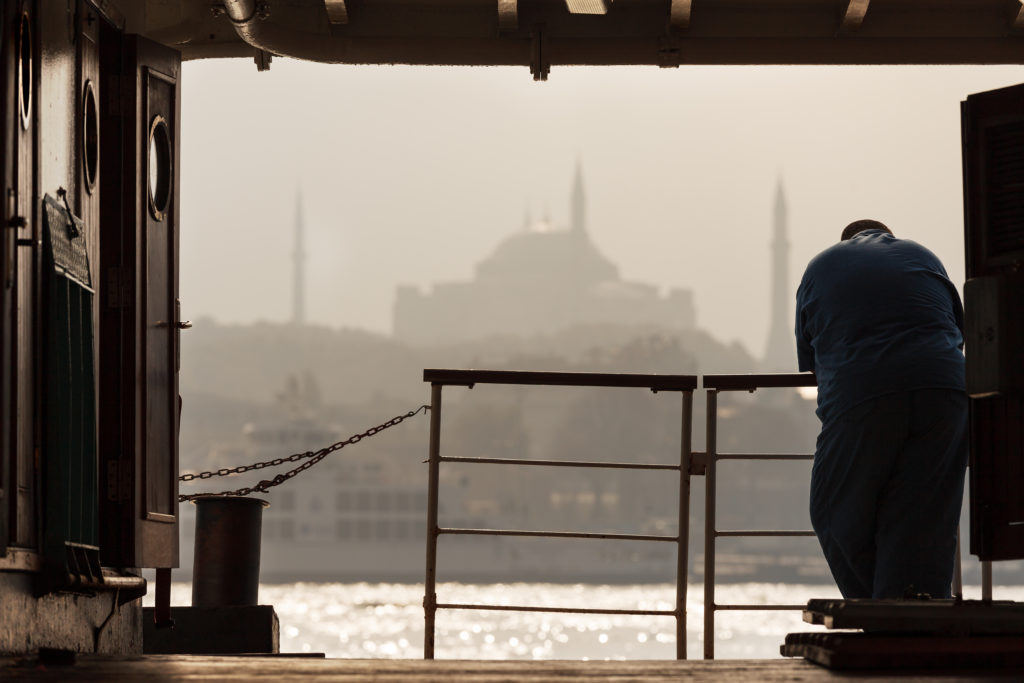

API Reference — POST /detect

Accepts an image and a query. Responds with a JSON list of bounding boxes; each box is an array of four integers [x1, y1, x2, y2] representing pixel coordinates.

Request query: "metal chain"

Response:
[[178, 405, 430, 502]]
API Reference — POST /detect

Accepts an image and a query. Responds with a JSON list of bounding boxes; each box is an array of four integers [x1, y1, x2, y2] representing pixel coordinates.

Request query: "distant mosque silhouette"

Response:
[[761, 177, 797, 371], [292, 188, 307, 326], [393, 163, 697, 344]]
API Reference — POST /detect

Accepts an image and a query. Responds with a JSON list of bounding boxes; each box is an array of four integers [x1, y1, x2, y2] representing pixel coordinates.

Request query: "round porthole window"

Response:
[[148, 116, 171, 220], [18, 12, 31, 129], [82, 81, 98, 192]]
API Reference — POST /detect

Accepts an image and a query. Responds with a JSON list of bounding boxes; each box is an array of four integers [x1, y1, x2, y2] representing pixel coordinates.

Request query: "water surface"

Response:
[[148, 582, 1019, 660]]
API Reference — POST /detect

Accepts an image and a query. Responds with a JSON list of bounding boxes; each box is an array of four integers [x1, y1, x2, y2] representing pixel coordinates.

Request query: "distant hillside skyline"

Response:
[[182, 61, 986, 360], [180, 317, 758, 407]]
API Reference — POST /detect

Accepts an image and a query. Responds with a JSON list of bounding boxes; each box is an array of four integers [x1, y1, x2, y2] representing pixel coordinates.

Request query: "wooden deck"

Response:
[[2, 655, 1022, 682]]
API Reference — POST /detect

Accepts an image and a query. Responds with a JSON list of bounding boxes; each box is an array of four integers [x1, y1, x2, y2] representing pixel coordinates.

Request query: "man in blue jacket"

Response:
[[796, 219, 967, 599]]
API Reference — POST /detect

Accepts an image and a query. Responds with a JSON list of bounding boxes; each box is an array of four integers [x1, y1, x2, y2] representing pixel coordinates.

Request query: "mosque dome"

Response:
[[392, 162, 696, 344], [474, 227, 619, 286]]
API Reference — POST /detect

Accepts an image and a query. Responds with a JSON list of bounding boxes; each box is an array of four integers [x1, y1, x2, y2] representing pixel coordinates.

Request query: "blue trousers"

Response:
[[810, 388, 968, 599]]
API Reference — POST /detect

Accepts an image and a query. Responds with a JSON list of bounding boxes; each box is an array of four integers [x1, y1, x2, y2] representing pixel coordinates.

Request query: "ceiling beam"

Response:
[[840, 0, 870, 32], [565, 0, 610, 15], [324, 0, 348, 24], [669, 0, 692, 32], [498, 0, 518, 32]]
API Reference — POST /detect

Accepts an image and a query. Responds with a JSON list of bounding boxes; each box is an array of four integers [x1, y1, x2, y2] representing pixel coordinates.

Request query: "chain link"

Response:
[[178, 405, 430, 502]]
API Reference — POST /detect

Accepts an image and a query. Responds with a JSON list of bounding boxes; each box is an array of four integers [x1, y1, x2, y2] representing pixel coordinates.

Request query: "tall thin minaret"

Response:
[[763, 177, 795, 370], [291, 189, 306, 326], [570, 159, 586, 236]]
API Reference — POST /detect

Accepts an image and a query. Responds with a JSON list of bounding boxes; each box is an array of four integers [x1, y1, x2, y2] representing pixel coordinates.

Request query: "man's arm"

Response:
[[929, 254, 965, 351], [795, 287, 815, 372]]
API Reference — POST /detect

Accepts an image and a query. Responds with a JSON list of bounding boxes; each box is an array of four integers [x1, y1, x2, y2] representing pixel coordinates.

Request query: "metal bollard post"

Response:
[[191, 496, 270, 607]]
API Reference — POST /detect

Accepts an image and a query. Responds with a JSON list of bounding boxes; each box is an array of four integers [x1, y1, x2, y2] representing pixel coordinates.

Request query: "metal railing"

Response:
[[700, 373, 818, 660], [421, 369, 987, 660], [422, 369, 698, 660]]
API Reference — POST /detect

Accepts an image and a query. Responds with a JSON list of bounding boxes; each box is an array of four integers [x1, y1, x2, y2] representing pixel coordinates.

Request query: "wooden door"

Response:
[[98, 32, 180, 569], [0, 0, 13, 555], [0, 2, 38, 554], [141, 47, 179, 544], [961, 82, 1024, 561]]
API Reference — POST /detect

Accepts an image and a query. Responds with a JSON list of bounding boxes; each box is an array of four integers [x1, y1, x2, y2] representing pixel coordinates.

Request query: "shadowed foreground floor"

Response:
[[2, 655, 1023, 682]]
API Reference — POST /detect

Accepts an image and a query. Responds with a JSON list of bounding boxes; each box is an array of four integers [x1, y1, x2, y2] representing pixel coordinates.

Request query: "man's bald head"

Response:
[[842, 219, 892, 241]]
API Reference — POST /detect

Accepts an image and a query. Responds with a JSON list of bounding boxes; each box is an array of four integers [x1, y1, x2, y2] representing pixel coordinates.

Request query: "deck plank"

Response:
[[2, 655, 1022, 682]]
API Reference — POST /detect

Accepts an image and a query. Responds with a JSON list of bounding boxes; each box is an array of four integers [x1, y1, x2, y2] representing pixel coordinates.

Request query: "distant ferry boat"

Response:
[[178, 417, 686, 584], [176, 379, 839, 585]]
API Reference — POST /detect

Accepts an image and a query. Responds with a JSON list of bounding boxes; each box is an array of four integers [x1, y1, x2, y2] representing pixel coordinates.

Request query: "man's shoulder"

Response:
[[807, 234, 943, 268], [802, 240, 852, 276], [892, 237, 942, 260]]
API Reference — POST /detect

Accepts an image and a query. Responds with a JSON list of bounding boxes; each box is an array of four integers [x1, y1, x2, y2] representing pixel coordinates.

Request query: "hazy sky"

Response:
[[180, 60, 1024, 357]]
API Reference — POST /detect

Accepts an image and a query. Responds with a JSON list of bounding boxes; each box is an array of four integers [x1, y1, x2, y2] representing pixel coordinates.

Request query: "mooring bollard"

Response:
[[191, 496, 270, 608]]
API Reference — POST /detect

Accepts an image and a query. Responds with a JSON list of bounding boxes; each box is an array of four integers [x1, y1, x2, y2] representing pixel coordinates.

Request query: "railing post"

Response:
[[703, 389, 717, 660], [675, 389, 693, 660], [423, 383, 443, 660]]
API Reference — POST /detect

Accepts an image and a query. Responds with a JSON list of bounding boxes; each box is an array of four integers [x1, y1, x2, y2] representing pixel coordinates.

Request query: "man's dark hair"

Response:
[[842, 219, 892, 241]]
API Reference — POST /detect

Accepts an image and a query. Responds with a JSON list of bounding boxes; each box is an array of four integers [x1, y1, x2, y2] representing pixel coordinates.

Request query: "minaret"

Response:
[[570, 159, 586, 236], [763, 177, 795, 370], [291, 189, 306, 326]]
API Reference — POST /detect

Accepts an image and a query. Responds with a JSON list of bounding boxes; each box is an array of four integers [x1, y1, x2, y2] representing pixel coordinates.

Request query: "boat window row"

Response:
[[549, 491, 621, 508], [334, 518, 426, 541], [333, 490, 428, 513]]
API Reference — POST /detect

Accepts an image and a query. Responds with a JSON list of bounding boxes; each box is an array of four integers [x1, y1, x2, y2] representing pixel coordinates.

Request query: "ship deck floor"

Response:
[[2, 654, 1022, 682]]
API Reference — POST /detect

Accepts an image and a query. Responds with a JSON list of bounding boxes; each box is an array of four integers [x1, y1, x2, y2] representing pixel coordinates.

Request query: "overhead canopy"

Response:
[[112, 0, 1024, 76]]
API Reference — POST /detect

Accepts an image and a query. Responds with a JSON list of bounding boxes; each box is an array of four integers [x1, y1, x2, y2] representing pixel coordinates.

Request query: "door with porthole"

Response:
[[98, 33, 180, 569], [1, 2, 38, 556], [142, 55, 179, 562]]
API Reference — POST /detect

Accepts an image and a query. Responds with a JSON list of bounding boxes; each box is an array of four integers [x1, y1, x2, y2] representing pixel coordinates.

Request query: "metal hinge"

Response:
[[5, 188, 25, 229]]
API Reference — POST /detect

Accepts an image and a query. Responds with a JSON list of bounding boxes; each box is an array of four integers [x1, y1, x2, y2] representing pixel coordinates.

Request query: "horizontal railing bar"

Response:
[[713, 604, 807, 611], [423, 368, 698, 391], [439, 455, 680, 471], [438, 527, 678, 542], [436, 603, 678, 617], [715, 530, 816, 537], [715, 453, 813, 461], [703, 373, 817, 391]]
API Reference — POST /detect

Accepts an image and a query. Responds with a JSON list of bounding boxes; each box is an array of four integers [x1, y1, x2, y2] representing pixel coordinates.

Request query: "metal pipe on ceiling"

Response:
[[220, 0, 530, 66], [221, 0, 349, 63], [214, 0, 1024, 68]]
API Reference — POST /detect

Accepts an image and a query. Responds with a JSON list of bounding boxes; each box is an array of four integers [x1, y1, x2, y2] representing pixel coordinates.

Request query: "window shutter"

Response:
[[961, 82, 1024, 561]]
